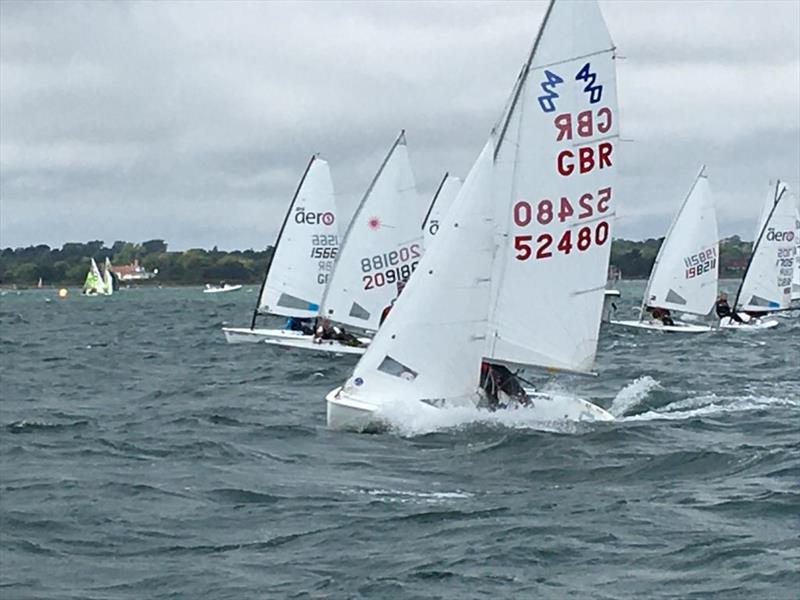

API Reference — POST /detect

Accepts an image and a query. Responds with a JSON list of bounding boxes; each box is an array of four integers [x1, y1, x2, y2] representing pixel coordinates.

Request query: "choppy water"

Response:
[[1, 282, 798, 599]]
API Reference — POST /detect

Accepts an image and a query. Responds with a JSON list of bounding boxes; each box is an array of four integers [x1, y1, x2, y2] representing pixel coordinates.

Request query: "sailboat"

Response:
[[315, 130, 429, 341], [720, 180, 796, 329], [36, 277, 43, 289], [792, 206, 800, 303], [221, 155, 364, 350], [326, 0, 618, 431], [612, 167, 718, 333], [102, 257, 115, 296], [422, 173, 461, 246], [82, 258, 107, 296]]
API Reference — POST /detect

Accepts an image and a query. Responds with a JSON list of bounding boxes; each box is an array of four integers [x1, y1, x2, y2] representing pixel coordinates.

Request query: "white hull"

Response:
[[610, 319, 713, 333], [718, 316, 779, 330], [325, 386, 614, 433], [222, 327, 369, 355], [204, 285, 243, 294]]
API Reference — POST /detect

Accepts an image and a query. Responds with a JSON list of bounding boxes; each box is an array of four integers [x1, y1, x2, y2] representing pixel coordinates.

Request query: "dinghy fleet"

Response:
[[220, 0, 797, 432]]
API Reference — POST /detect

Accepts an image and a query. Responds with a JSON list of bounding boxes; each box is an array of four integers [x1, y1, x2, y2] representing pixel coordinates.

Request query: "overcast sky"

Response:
[[1, 0, 798, 251]]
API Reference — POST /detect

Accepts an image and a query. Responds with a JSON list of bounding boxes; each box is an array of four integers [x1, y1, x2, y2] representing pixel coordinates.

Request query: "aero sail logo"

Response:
[[295, 207, 335, 226]]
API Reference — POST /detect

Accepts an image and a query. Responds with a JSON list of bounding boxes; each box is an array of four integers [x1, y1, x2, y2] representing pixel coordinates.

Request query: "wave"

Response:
[[623, 394, 800, 422]]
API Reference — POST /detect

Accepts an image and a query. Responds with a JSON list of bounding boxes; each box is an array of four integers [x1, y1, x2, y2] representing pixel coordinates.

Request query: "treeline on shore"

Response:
[[1, 236, 752, 286]]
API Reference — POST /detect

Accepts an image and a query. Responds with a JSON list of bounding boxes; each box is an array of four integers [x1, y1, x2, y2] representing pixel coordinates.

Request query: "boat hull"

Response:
[[610, 319, 713, 333], [223, 327, 369, 354], [325, 386, 614, 432], [718, 316, 779, 330], [203, 285, 243, 294]]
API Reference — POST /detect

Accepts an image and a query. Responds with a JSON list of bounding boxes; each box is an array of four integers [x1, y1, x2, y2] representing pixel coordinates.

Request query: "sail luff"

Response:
[[734, 181, 794, 311], [251, 155, 318, 328]]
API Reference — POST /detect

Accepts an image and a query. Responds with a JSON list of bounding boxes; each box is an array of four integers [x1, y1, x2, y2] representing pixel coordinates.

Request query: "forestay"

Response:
[[254, 156, 338, 323], [736, 181, 797, 312], [340, 141, 496, 406], [641, 167, 718, 316], [422, 174, 462, 246], [487, 0, 619, 373], [321, 131, 426, 331]]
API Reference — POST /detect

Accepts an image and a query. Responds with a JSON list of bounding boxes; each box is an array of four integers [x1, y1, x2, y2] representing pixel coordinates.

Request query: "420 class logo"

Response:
[[538, 62, 603, 113]]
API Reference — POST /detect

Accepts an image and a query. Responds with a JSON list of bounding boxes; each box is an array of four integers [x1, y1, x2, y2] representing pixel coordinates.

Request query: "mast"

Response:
[[732, 180, 786, 311], [421, 172, 449, 233], [640, 165, 707, 318], [494, 0, 556, 158], [250, 154, 318, 329]]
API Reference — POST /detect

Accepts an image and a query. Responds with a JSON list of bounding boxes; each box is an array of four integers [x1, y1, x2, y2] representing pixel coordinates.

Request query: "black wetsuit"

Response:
[[480, 363, 528, 410], [715, 299, 743, 323]]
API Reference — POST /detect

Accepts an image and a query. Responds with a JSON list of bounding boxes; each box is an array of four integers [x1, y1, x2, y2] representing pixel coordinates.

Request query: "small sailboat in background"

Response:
[[36, 277, 43, 289], [83, 258, 108, 296], [612, 167, 718, 333], [102, 257, 115, 296], [720, 180, 796, 329], [791, 206, 800, 304], [422, 173, 461, 246], [327, 0, 619, 431]]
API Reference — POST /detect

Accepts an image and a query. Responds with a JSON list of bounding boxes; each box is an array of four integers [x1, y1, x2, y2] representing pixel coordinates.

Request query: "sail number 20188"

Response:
[[512, 188, 611, 260]]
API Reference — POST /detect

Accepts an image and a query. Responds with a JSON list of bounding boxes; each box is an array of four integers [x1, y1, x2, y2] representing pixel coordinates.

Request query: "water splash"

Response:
[[608, 376, 661, 417], [376, 397, 586, 437]]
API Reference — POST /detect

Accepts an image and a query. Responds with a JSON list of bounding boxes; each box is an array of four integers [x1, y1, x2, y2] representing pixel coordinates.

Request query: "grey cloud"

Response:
[[1, 0, 798, 250]]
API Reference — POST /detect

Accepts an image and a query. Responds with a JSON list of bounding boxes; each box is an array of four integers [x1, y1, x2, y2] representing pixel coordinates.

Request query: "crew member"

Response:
[[648, 306, 675, 326], [479, 361, 529, 410], [714, 292, 744, 323]]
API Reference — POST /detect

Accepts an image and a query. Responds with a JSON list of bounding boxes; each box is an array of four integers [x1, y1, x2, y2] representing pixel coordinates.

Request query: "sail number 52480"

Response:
[[512, 187, 612, 261], [514, 222, 609, 260]]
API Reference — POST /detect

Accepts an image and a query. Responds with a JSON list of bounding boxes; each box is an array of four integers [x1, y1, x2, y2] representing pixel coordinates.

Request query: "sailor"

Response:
[[313, 318, 363, 347], [379, 280, 407, 326], [649, 306, 675, 326], [379, 299, 395, 326], [714, 292, 744, 323], [479, 361, 529, 410]]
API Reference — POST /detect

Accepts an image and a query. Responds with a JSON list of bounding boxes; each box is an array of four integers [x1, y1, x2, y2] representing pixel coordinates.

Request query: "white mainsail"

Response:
[[320, 131, 426, 332], [252, 155, 338, 326], [103, 257, 114, 296], [640, 167, 718, 316], [422, 173, 462, 246], [487, 0, 619, 373], [330, 0, 619, 418], [735, 181, 797, 312]]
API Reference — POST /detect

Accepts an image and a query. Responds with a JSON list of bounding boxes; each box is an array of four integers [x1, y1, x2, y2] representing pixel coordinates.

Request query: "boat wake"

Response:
[[370, 376, 798, 436], [622, 394, 800, 422]]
